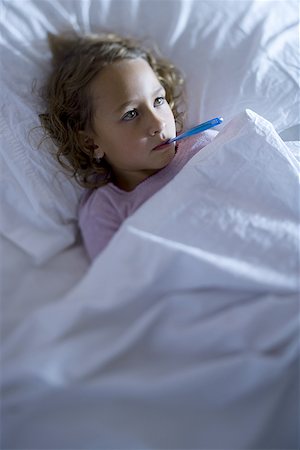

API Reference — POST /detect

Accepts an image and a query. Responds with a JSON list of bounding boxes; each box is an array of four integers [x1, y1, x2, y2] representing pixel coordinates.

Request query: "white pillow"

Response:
[[0, 0, 299, 262]]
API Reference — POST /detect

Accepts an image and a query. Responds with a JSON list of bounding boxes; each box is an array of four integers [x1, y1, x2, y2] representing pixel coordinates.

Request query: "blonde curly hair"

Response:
[[39, 31, 185, 188]]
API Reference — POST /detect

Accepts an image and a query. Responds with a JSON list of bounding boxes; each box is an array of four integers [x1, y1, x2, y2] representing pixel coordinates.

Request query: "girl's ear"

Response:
[[78, 131, 104, 159]]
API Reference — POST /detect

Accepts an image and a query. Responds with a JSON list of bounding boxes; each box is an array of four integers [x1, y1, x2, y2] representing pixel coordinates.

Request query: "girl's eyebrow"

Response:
[[116, 86, 165, 113]]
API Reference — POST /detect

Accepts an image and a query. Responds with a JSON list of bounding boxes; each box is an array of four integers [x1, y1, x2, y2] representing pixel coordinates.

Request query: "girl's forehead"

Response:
[[89, 58, 162, 101]]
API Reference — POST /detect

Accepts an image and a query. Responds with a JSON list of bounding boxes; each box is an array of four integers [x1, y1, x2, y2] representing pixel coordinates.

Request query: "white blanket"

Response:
[[2, 110, 299, 449]]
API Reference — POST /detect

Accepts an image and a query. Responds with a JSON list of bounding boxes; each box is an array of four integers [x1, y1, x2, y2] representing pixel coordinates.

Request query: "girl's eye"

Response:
[[122, 109, 138, 121], [154, 96, 165, 106]]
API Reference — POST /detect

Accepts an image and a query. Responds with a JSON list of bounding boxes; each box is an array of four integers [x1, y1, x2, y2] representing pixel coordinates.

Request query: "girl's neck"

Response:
[[111, 168, 159, 192]]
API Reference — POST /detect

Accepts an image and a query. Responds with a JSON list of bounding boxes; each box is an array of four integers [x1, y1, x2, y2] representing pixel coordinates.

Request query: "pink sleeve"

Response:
[[78, 191, 121, 260]]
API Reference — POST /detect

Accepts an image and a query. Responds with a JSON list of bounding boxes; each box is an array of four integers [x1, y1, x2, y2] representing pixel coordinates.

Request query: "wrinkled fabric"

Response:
[[2, 110, 299, 449]]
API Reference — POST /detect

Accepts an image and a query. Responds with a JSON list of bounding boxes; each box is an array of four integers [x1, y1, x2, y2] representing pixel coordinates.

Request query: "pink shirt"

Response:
[[78, 130, 217, 260]]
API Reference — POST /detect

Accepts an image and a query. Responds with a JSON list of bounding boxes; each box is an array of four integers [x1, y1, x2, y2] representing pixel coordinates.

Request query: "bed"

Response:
[[1, 0, 299, 448]]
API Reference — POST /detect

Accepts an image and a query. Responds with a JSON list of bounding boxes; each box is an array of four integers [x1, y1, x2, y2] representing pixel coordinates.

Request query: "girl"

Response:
[[40, 32, 217, 260]]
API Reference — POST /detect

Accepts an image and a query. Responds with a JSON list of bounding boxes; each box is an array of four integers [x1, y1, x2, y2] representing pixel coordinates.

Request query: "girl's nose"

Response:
[[147, 112, 166, 136]]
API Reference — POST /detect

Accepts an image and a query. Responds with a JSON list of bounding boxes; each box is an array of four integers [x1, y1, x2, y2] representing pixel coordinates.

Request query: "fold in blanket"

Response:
[[2, 110, 299, 449]]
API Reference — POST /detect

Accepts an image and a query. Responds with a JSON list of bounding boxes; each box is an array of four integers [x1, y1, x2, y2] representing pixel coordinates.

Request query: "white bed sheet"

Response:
[[1, 1, 300, 449], [2, 110, 300, 449]]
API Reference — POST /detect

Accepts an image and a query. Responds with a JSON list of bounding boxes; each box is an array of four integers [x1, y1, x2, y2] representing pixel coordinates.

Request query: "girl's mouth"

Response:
[[152, 140, 172, 151]]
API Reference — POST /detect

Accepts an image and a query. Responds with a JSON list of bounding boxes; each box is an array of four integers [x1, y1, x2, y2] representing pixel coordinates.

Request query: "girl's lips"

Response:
[[152, 140, 172, 151]]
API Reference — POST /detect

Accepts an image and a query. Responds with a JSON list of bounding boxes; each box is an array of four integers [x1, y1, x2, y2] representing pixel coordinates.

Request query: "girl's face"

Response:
[[87, 58, 177, 191]]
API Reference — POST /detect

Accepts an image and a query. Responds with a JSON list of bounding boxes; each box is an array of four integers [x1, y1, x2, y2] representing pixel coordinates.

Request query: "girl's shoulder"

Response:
[[79, 183, 116, 214], [178, 129, 218, 157], [187, 129, 218, 147]]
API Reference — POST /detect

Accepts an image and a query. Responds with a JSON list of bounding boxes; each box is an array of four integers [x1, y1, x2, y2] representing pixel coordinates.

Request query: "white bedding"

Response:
[[2, 110, 300, 448], [1, 0, 299, 262], [1, 1, 300, 449]]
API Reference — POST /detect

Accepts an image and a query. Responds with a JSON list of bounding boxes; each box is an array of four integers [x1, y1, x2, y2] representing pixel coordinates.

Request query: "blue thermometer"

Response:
[[168, 117, 223, 144]]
